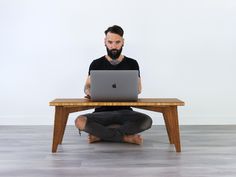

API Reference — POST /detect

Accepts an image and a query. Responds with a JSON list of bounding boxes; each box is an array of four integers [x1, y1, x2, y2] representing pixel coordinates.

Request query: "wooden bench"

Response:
[[49, 98, 185, 153]]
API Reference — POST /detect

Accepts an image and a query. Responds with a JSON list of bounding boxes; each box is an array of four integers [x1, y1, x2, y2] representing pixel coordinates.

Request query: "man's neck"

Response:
[[105, 55, 124, 63]]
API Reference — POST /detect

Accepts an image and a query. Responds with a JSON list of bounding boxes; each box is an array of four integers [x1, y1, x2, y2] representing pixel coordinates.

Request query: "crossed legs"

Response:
[[75, 110, 152, 145]]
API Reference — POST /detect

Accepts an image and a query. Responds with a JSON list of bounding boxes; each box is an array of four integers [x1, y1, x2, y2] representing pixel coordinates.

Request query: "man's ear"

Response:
[[104, 37, 106, 45]]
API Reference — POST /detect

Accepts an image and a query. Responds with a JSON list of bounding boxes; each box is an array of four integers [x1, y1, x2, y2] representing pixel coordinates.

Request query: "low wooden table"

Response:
[[49, 98, 185, 153]]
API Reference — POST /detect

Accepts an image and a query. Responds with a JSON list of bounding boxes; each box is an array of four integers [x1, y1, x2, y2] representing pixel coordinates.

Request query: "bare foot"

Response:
[[123, 134, 143, 145], [88, 134, 101, 143]]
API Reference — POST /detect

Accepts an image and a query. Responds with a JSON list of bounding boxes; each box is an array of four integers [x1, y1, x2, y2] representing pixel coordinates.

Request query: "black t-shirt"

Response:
[[88, 56, 140, 112]]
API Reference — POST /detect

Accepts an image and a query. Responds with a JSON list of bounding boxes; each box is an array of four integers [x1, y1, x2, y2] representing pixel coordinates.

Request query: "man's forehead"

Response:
[[105, 32, 123, 40]]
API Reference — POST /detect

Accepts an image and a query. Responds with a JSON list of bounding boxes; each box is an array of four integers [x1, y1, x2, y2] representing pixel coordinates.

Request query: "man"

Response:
[[75, 25, 152, 144]]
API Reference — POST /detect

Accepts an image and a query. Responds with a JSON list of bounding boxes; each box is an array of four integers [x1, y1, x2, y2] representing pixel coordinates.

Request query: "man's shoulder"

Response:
[[124, 56, 138, 64], [89, 56, 107, 70], [93, 56, 106, 62]]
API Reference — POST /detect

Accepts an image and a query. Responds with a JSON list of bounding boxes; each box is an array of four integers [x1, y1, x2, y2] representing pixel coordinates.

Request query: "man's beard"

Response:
[[106, 47, 123, 60]]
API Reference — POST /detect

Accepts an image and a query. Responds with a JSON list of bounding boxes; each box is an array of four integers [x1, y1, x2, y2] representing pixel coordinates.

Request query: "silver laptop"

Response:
[[90, 70, 139, 101]]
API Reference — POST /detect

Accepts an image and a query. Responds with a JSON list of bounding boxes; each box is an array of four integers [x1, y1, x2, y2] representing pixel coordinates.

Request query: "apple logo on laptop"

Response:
[[112, 83, 117, 88]]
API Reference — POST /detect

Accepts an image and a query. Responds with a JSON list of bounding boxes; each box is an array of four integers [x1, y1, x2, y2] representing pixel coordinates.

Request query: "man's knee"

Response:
[[140, 115, 152, 131], [75, 116, 87, 130]]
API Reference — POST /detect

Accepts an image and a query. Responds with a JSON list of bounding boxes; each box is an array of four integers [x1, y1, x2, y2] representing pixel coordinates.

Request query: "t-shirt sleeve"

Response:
[[88, 60, 96, 75], [133, 60, 141, 77]]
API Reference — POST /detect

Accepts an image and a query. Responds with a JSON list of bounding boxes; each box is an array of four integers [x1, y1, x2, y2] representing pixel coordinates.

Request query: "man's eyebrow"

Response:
[[107, 40, 121, 43]]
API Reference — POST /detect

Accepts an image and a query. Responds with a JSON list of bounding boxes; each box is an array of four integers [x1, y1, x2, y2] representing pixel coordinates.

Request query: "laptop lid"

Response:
[[90, 70, 139, 101]]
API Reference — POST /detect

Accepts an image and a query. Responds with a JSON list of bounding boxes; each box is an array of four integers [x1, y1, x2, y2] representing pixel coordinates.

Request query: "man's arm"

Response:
[[84, 76, 91, 97], [138, 77, 142, 94]]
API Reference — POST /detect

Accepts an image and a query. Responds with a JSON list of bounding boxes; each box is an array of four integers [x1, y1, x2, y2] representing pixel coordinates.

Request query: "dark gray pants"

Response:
[[81, 110, 152, 142]]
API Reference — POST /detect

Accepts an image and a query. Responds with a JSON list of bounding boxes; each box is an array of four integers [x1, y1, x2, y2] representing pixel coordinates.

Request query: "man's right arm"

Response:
[[84, 76, 91, 97]]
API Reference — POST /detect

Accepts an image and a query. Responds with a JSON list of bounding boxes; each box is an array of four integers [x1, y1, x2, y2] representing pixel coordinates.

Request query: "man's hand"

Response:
[[84, 95, 91, 99]]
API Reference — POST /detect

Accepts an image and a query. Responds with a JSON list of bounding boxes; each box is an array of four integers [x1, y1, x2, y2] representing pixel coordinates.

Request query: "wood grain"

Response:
[[49, 98, 185, 107]]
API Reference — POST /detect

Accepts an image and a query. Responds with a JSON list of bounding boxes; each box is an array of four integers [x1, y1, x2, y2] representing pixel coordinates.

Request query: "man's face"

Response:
[[105, 32, 124, 59]]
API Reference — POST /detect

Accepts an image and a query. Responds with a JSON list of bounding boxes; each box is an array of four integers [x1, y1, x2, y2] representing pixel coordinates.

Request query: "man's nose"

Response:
[[111, 42, 118, 49]]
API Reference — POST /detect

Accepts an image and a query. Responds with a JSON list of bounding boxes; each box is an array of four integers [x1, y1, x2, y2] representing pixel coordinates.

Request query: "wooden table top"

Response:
[[49, 98, 185, 107]]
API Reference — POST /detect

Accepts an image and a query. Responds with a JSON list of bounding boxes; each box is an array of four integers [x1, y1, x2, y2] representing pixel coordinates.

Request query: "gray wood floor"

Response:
[[0, 125, 236, 177]]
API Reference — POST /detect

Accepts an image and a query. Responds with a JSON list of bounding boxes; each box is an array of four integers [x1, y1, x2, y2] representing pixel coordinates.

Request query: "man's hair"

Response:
[[105, 25, 124, 37]]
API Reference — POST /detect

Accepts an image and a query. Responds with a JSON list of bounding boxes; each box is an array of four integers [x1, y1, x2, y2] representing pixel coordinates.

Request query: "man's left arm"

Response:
[[138, 77, 142, 94]]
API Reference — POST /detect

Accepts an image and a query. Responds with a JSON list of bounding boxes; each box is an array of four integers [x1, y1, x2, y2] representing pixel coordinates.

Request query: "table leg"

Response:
[[58, 111, 69, 144], [52, 106, 68, 153], [163, 109, 174, 144], [134, 106, 181, 152], [163, 106, 181, 152]]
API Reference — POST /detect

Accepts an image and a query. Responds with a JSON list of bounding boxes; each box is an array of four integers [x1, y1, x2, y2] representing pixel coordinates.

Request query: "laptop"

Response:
[[90, 70, 139, 101]]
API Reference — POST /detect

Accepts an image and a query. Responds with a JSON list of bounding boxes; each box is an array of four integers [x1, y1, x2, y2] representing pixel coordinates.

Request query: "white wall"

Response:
[[0, 0, 236, 125]]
